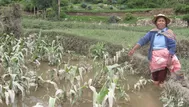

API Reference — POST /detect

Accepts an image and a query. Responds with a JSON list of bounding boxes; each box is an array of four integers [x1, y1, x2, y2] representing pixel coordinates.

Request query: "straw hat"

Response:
[[152, 14, 170, 24]]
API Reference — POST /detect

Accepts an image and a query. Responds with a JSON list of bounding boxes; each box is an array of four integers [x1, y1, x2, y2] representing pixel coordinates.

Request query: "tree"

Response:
[[29, 0, 60, 19], [182, 14, 189, 27], [1, 3, 23, 38], [0, 0, 22, 5], [58, 0, 60, 19]]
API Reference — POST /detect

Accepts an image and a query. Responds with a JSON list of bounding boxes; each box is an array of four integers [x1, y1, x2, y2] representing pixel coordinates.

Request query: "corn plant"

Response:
[[90, 64, 130, 107], [45, 40, 64, 66], [89, 83, 115, 107], [45, 64, 89, 106], [50, 64, 85, 85], [35, 75, 87, 106], [89, 42, 106, 60], [0, 70, 40, 106], [133, 77, 148, 91], [160, 79, 189, 107], [0, 34, 40, 105], [29, 32, 48, 62], [0, 21, 4, 34], [26, 32, 64, 66], [33, 103, 44, 107], [48, 97, 56, 107]]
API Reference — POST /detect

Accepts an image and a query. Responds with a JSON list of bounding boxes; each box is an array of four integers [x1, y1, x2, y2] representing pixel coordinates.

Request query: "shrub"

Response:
[[46, 8, 56, 18], [60, 11, 67, 18], [174, 4, 189, 14], [109, 5, 113, 10], [98, 3, 104, 8], [108, 15, 121, 23], [92, 0, 103, 4], [87, 5, 92, 10], [112, 0, 117, 4], [0, 0, 11, 6], [146, 3, 158, 8], [61, 6, 68, 11], [21, 1, 34, 12], [70, 4, 74, 9], [81, 3, 87, 8], [127, 0, 145, 8], [1, 4, 23, 38], [73, 0, 82, 4], [182, 14, 189, 27], [127, 0, 158, 8], [119, 5, 127, 10], [124, 13, 135, 21], [97, 0, 104, 3], [60, 0, 69, 6]]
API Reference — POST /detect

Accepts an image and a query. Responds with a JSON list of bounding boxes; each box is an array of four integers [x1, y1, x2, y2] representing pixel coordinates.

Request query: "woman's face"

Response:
[[156, 17, 167, 30]]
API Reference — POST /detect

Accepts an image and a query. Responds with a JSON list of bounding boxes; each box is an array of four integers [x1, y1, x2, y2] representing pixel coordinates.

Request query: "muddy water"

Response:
[[0, 56, 163, 107], [118, 74, 163, 107], [129, 88, 162, 107]]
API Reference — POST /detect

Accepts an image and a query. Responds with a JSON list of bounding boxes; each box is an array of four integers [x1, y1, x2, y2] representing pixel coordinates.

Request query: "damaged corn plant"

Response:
[[1, 29, 186, 107], [26, 32, 64, 66], [160, 79, 189, 107], [0, 32, 65, 106], [89, 63, 129, 107], [0, 34, 34, 106], [89, 48, 151, 107]]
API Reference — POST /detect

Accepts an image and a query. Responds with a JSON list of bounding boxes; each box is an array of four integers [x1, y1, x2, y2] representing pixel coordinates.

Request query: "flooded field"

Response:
[[0, 33, 166, 107], [0, 55, 163, 107]]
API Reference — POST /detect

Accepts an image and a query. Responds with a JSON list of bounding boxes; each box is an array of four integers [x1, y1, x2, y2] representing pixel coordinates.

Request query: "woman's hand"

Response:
[[167, 54, 173, 67], [176, 73, 184, 80], [128, 49, 135, 56], [128, 44, 141, 56]]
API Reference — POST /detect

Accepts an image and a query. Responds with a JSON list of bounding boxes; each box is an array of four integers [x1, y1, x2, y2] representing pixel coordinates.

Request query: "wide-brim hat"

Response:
[[152, 14, 170, 24]]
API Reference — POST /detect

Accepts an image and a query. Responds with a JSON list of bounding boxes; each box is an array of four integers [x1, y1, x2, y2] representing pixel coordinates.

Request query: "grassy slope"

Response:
[[23, 18, 189, 46], [61, 29, 145, 47]]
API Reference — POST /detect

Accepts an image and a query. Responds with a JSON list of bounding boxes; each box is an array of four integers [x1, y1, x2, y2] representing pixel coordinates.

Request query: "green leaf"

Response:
[[97, 87, 109, 104], [48, 97, 56, 107], [107, 64, 120, 71]]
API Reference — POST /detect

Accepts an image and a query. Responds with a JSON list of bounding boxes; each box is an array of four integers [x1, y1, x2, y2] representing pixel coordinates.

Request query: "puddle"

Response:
[[128, 85, 162, 107]]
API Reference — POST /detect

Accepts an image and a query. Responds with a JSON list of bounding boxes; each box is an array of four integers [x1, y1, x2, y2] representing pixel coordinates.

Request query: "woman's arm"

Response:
[[128, 44, 141, 56], [167, 37, 176, 55], [128, 32, 151, 56]]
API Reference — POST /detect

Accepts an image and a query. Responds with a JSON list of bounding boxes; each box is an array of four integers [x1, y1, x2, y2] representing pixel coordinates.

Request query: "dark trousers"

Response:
[[152, 68, 168, 83]]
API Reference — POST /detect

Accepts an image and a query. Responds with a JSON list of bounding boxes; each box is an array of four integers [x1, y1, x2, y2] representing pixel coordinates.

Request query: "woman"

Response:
[[128, 14, 183, 87]]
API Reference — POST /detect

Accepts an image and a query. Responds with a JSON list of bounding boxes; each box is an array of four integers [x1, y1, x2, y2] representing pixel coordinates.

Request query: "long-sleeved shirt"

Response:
[[153, 28, 167, 50], [137, 27, 176, 61]]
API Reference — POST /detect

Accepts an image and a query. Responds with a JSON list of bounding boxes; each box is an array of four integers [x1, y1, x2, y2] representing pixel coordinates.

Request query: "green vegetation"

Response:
[[182, 14, 189, 27], [66, 15, 108, 22], [22, 18, 189, 45], [89, 42, 106, 59], [1, 0, 189, 20], [1, 0, 189, 107]]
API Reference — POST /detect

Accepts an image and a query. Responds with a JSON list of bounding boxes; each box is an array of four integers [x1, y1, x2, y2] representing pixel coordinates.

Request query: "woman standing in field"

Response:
[[128, 14, 183, 87]]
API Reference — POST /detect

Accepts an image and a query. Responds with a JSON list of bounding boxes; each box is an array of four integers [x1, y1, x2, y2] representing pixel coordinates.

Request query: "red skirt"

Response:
[[150, 48, 181, 83]]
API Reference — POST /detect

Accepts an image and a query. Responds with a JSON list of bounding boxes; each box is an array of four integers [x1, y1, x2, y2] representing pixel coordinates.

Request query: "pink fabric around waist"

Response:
[[149, 48, 181, 73]]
